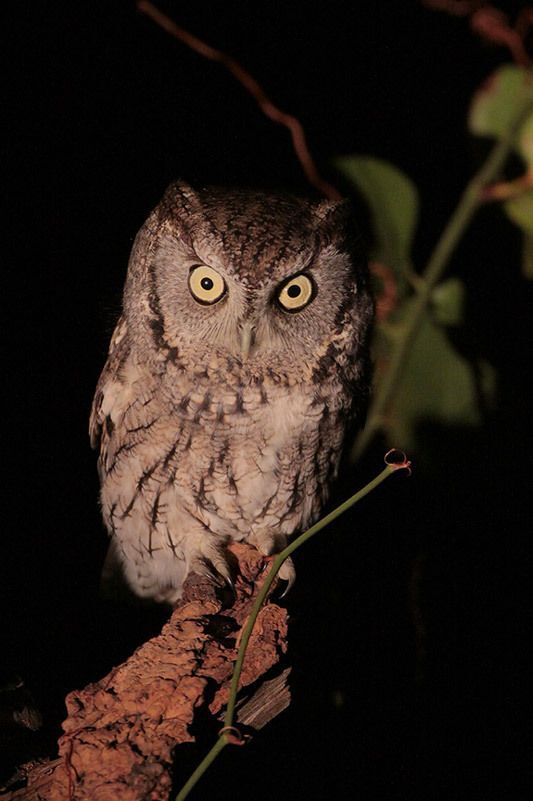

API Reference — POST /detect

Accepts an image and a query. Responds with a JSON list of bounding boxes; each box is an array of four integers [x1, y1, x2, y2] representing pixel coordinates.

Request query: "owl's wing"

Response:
[[89, 315, 130, 450]]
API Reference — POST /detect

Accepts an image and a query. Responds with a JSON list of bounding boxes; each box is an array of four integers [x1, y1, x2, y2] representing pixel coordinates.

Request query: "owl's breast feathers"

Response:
[[90, 323, 357, 550]]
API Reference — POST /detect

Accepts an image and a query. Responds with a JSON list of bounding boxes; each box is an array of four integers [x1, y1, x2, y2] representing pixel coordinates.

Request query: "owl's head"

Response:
[[123, 182, 373, 379]]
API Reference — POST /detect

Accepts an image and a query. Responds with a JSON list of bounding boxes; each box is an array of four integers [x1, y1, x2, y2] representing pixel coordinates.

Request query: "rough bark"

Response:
[[2, 543, 289, 801]]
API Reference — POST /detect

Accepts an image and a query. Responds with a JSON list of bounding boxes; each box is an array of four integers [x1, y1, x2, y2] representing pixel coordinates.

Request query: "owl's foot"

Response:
[[249, 531, 296, 596]]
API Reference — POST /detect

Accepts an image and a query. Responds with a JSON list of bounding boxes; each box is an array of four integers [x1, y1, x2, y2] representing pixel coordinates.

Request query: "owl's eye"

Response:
[[188, 265, 226, 305], [277, 274, 315, 312]]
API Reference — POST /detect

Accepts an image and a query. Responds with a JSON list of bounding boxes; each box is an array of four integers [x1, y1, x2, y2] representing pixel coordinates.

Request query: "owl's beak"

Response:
[[239, 322, 256, 360]]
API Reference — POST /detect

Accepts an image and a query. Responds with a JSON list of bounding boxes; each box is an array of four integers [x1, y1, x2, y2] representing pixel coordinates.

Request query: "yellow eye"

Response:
[[277, 274, 314, 311], [188, 265, 226, 305]]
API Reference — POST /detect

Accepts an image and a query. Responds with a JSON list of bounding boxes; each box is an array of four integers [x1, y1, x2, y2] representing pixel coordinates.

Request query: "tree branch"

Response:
[[2, 543, 289, 801]]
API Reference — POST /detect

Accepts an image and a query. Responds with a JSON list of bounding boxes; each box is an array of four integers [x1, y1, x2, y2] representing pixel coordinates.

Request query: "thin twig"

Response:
[[471, 7, 532, 67], [137, 1, 342, 200], [351, 79, 533, 461], [422, 2, 533, 67]]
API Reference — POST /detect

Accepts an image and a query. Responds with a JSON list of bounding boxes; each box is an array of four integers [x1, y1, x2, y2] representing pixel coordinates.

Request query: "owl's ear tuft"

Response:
[[314, 198, 363, 257], [161, 180, 201, 211], [313, 197, 352, 223], [155, 181, 202, 247], [314, 198, 356, 240]]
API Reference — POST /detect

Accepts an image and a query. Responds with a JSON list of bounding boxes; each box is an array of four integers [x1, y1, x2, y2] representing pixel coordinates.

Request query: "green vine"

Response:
[[175, 452, 410, 801]]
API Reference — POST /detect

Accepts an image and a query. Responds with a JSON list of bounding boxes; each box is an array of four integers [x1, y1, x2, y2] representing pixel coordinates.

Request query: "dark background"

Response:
[[2, 1, 531, 798]]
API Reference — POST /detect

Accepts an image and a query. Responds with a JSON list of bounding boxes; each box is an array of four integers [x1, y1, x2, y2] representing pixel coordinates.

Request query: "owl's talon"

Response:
[[260, 555, 274, 574], [211, 558, 233, 587], [279, 577, 295, 599], [277, 556, 296, 598]]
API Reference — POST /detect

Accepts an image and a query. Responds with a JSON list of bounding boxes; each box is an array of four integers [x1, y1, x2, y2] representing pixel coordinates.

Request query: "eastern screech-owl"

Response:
[[90, 182, 373, 604]]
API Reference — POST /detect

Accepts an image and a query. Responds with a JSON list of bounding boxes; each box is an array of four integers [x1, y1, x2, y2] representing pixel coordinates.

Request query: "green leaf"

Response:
[[469, 65, 533, 170], [469, 65, 524, 138], [379, 305, 496, 452], [503, 189, 533, 233], [333, 155, 419, 287], [468, 65, 533, 147], [431, 278, 466, 327]]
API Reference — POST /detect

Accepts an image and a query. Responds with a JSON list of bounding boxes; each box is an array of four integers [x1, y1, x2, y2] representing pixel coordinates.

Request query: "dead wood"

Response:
[[2, 543, 289, 801]]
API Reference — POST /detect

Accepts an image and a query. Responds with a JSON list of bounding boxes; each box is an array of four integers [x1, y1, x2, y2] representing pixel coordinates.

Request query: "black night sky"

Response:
[[2, 2, 532, 799]]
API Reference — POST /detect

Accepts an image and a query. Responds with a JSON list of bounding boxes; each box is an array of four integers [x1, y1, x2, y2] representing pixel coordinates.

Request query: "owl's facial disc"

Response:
[[180, 254, 321, 361]]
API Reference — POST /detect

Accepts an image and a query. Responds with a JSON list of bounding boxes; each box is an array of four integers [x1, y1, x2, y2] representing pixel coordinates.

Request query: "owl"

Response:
[[89, 182, 373, 604]]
